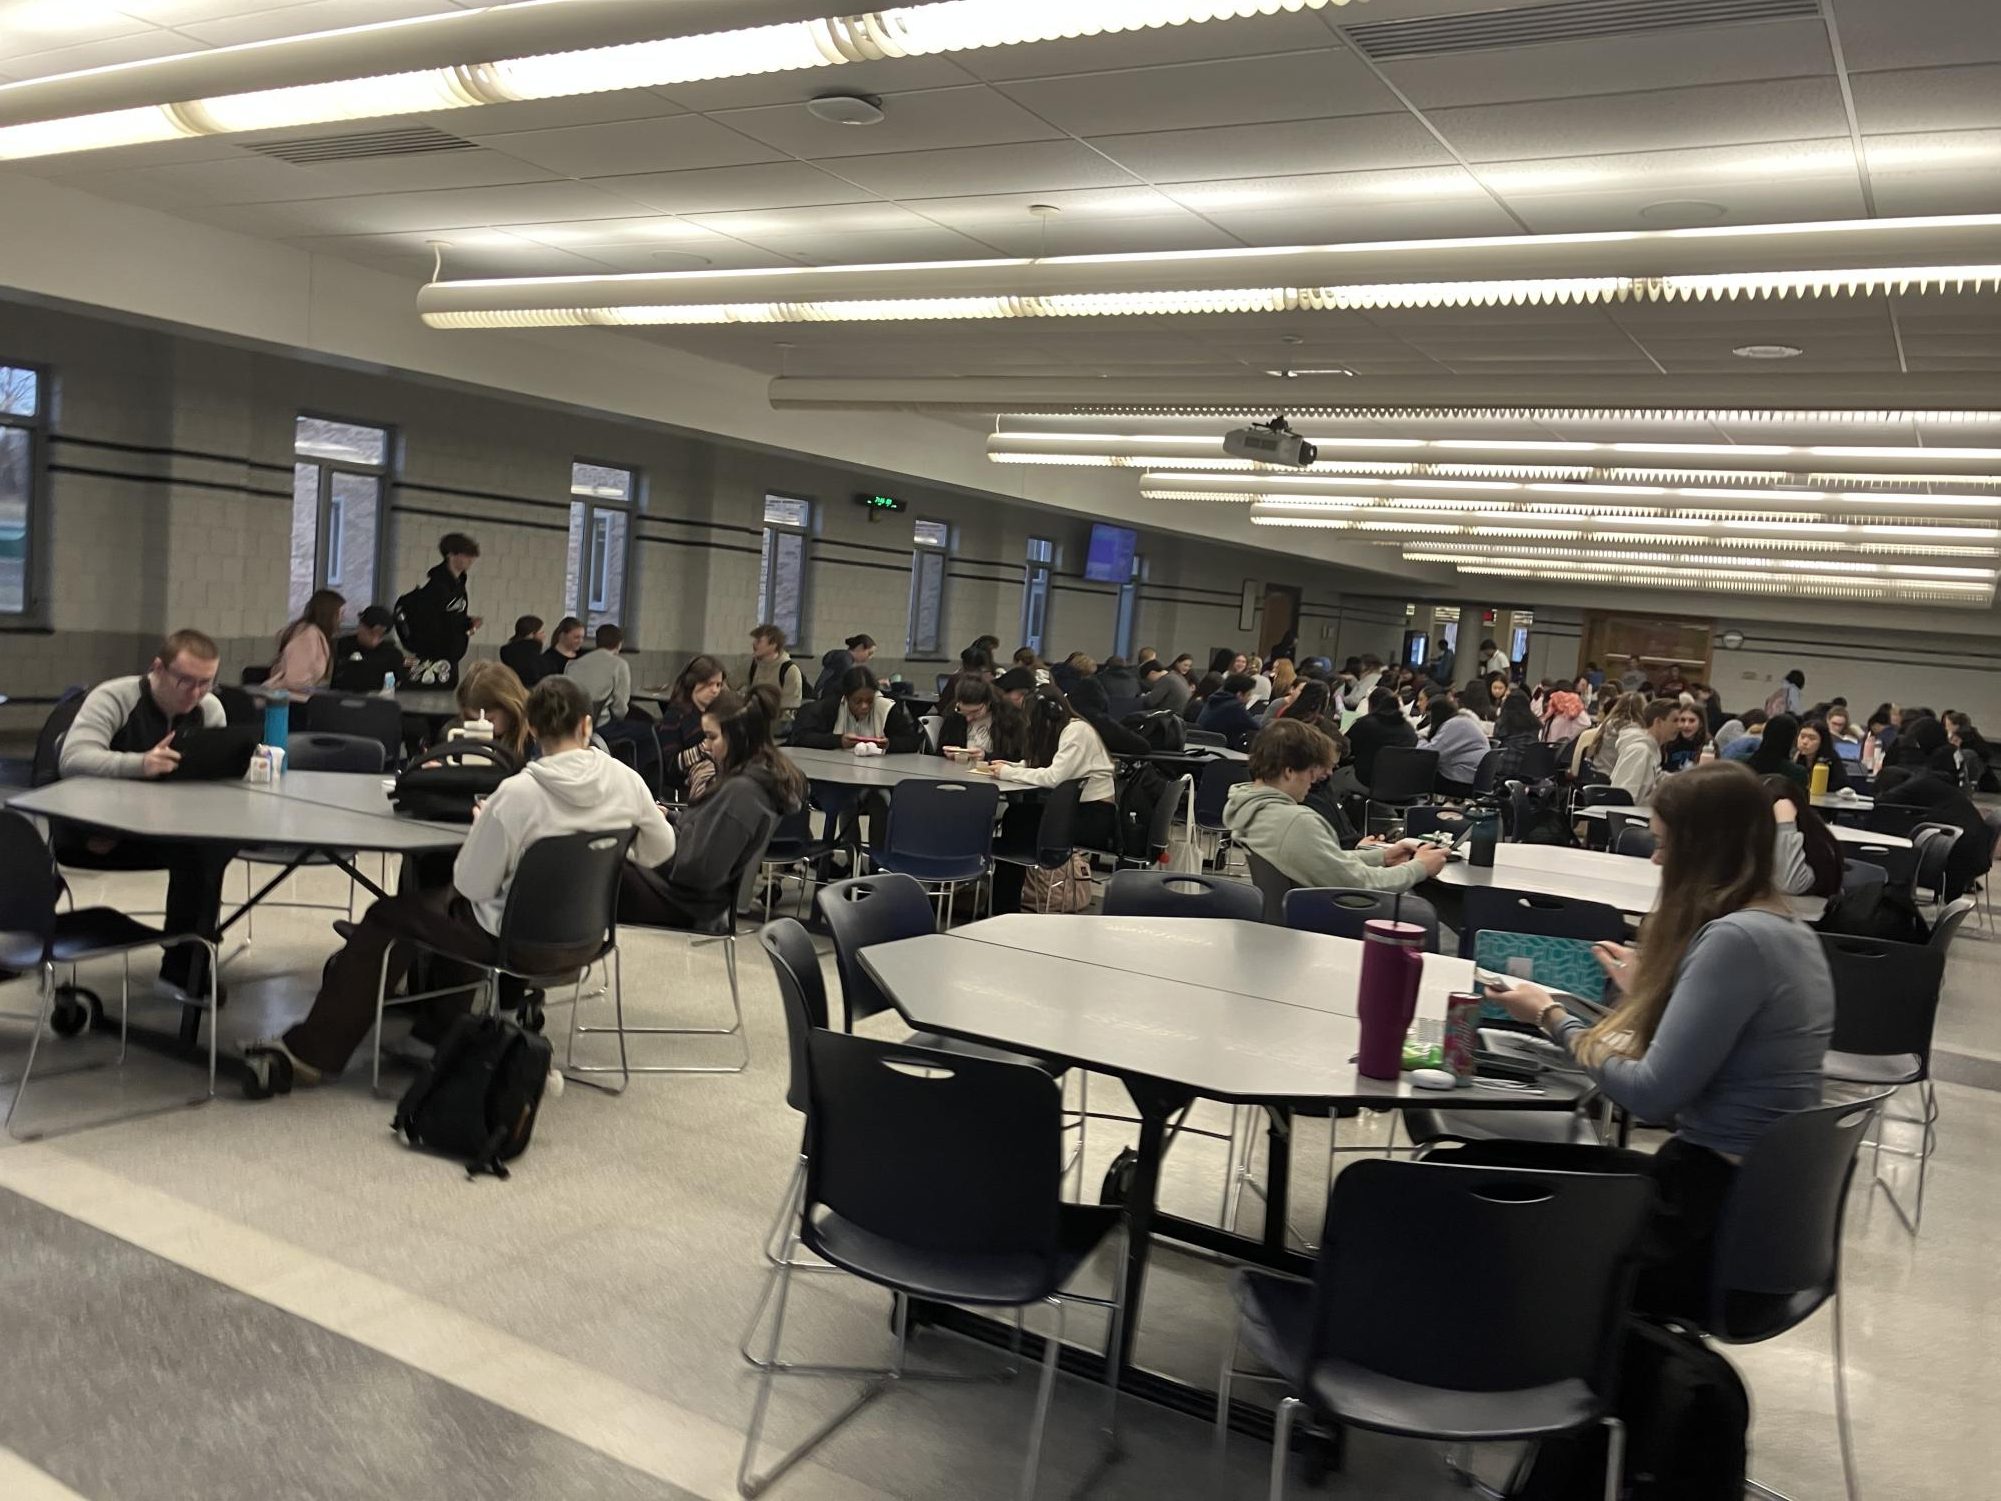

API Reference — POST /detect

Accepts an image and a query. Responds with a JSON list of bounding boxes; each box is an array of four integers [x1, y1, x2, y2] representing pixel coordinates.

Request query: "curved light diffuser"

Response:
[[1138, 470, 2001, 512]]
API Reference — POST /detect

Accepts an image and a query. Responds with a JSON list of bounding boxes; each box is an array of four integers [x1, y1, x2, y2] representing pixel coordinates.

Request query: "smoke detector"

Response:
[[806, 94, 885, 126]]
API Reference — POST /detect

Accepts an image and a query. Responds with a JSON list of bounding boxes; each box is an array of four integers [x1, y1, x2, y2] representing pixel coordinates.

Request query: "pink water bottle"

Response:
[[1356, 918, 1427, 1080]]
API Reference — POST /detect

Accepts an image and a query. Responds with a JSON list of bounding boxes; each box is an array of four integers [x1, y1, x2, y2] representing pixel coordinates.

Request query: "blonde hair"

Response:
[[1574, 761, 1779, 1066], [456, 659, 530, 758], [1270, 658, 1296, 697]]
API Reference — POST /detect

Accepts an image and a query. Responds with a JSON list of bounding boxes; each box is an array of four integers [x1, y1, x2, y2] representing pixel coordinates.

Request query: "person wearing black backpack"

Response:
[[242, 677, 675, 1097], [395, 533, 482, 688]]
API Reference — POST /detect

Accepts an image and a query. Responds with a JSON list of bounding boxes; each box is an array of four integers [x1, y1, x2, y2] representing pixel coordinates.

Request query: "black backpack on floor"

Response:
[[391, 1014, 552, 1179]]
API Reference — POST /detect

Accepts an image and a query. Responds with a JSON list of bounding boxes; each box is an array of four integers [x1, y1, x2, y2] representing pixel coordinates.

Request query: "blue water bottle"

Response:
[[263, 689, 291, 765]]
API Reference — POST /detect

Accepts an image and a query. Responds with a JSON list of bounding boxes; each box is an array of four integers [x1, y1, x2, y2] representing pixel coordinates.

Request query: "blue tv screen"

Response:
[[1084, 523, 1138, 583]]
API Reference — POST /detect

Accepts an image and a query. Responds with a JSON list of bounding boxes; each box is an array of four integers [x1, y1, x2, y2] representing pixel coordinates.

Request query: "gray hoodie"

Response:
[[1222, 782, 1427, 893]]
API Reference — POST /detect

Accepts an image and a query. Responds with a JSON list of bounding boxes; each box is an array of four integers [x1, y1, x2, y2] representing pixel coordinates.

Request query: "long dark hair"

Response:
[[1190, 671, 1224, 703], [1024, 684, 1087, 767], [1423, 697, 1459, 736], [704, 685, 806, 808], [1762, 775, 1843, 898], [1494, 688, 1539, 739], [1797, 718, 1842, 766], [1748, 713, 1800, 774], [1367, 687, 1403, 721], [1282, 679, 1332, 720], [953, 677, 1025, 759], [279, 588, 344, 652], [671, 653, 726, 709]]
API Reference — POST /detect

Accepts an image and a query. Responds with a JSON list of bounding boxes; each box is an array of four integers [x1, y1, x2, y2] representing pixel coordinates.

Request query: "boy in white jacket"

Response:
[[245, 677, 673, 1093]]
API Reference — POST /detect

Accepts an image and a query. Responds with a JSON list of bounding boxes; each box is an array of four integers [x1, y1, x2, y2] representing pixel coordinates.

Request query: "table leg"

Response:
[[1111, 1079, 1189, 1374], [1262, 1107, 1294, 1255], [324, 852, 395, 904], [217, 853, 313, 935]]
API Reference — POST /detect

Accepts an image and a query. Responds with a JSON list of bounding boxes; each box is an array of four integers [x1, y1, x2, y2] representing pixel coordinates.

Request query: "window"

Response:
[[1434, 605, 1460, 657], [1511, 611, 1533, 665], [0, 363, 43, 617], [759, 493, 811, 646], [567, 460, 638, 630], [1021, 536, 1055, 657], [907, 519, 949, 656], [291, 416, 388, 623], [1113, 552, 1144, 661]]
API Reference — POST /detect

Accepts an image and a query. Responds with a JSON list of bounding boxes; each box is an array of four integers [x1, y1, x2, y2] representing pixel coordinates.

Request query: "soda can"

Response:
[[1442, 991, 1483, 1085]]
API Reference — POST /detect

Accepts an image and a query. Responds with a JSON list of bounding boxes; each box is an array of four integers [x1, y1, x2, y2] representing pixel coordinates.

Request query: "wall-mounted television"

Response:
[[1083, 523, 1137, 583]]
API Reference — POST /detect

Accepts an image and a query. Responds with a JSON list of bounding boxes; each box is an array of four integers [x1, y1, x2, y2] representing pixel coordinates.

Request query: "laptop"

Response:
[[1834, 738, 1862, 762], [164, 722, 261, 782], [1471, 930, 1611, 1024]]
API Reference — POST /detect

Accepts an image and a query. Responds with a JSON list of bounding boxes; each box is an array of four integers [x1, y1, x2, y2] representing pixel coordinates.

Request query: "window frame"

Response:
[[0, 359, 49, 624], [759, 491, 813, 649], [1021, 536, 1055, 658], [568, 456, 641, 629], [292, 411, 392, 628], [906, 517, 949, 658]]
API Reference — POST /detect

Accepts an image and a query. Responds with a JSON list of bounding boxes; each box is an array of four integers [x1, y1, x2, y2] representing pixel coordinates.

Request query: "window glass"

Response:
[[292, 419, 387, 624], [294, 415, 388, 466], [912, 518, 949, 549], [566, 461, 636, 631], [908, 547, 945, 655], [0, 365, 37, 419], [764, 494, 811, 529], [0, 428, 28, 614], [759, 529, 806, 645]]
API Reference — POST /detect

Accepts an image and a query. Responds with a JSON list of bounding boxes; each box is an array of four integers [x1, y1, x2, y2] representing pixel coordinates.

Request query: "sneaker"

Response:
[[240, 1040, 320, 1100]]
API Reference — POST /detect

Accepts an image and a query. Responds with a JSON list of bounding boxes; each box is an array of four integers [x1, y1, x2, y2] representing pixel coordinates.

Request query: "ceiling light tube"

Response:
[[1003, 406, 2001, 428]]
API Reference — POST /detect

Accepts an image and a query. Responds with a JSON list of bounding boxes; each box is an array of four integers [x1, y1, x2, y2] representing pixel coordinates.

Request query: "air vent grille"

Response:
[[245, 126, 481, 165], [1345, 0, 1822, 60]]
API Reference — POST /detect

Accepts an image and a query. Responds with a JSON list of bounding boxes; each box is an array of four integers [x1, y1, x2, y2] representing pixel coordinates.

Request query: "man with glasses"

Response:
[[57, 629, 234, 999]]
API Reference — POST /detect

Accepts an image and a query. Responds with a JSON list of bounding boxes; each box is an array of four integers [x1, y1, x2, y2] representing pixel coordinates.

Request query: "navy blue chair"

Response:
[[1102, 870, 1261, 921], [1457, 886, 1626, 960], [1284, 887, 1441, 952], [756, 805, 837, 922], [869, 778, 1000, 927]]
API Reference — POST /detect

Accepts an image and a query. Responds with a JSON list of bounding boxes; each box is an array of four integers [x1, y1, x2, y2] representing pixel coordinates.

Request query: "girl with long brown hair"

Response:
[[264, 588, 345, 692], [1465, 760, 1835, 1313], [453, 659, 531, 761]]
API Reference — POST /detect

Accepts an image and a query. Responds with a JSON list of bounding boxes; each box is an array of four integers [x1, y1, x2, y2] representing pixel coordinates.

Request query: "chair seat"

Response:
[[1823, 1050, 1924, 1087], [764, 837, 836, 865], [870, 850, 991, 884], [803, 1202, 1119, 1306], [1234, 1270, 1601, 1442], [901, 1029, 1062, 1075], [0, 908, 173, 970], [1403, 1107, 1597, 1148]]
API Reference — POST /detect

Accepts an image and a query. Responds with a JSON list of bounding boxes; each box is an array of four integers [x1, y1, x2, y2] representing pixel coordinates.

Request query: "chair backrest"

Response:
[[818, 872, 936, 1027], [1284, 887, 1441, 952], [1819, 932, 1946, 1069], [1705, 1094, 1887, 1343], [1501, 779, 1535, 842], [718, 802, 782, 934], [760, 917, 830, 1115], [918, 714, 944, 754], [29, 692, 85, 787], [1845, 840, 1915, 888], [239, 664, 270, 686], [1929, 895, 1977, 949], [1401, 804, 1463, 840], [1909, 822, 1962, 900], [1105, 695, 1145, 722], [303, 693, 403, 759], [1576, 784, 1634, 809], [1030, 778, 1085, 867], [803, 1029, 1063, 1263], [1308, 1160, 1653, 1396], [1244, 850, 1295, 924], [285, 732, 386, 773], [0, 809, 62, 948], [1369, 746, 1438, 804], [1459, 886, 1627, 958], [1611, 825, 1657, 859], [1470, 747, 1502, 793], [1517, 742, 1558, 783], [882, 778, 1000, 864], [1183, 727, 1226, 747], [215, 684, 263, 727], [1193, 759, 1251, 826], [492, 827, 634, 969], [1861, 804, 1924, 839], [1102, 869, 1262, 921], [762, 804, 817, 856]]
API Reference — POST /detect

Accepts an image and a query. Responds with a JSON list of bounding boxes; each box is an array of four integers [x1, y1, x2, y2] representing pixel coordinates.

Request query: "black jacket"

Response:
[[500, 639, 547, 687], [787, 695, 919, 754], [1066, 675, 1110, 718], [394, 563, 472, 676], [1879, 772, 1989, 900], [1097, 666, 1140, 702], [1347, 710, 1420, 788], [539, 647, 579, 684], [1197, 691, 1260, 750], [937, 710, 1024, 762], [813, 648, 854, 700], [329, 634, 405, 693]]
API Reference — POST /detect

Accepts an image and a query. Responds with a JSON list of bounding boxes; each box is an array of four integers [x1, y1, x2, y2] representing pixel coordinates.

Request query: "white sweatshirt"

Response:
[[453, 746, 676, 934], [997, 719, 1116, 803]]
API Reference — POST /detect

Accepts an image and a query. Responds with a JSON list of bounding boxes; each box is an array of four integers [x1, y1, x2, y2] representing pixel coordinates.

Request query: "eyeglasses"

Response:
[[161, 664, 217, 694]]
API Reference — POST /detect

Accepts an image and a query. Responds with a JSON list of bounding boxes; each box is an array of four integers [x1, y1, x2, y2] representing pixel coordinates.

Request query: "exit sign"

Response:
[[855, 491, 905, 512]]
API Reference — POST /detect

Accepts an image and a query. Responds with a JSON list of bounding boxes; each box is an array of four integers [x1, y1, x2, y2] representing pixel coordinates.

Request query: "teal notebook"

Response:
[[1473, 931, 1609, 1022]]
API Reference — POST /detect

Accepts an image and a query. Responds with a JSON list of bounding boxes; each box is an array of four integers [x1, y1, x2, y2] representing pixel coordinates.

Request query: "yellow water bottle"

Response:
[[1810, 760, 1830, 797]]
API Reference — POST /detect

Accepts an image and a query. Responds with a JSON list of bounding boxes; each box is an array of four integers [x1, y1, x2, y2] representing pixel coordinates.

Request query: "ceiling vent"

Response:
[[245, 126, 481, 165], [1345, 0, 1822, 60]]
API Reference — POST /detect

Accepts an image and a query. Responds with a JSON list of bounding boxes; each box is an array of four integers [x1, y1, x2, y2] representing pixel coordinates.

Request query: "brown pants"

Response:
[[282, 890, 593, 1075]]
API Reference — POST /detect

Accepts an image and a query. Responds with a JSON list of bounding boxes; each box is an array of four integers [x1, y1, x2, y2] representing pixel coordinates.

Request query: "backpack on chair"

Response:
[[391, 1014, 553, 1179]]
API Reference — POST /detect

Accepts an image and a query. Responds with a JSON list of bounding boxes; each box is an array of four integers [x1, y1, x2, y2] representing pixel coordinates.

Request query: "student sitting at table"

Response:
[[1764, 777, 1843, 899], [1421, 694, 1490, 796], [1197, 672, 1262, 750], [1340, 686, 1420, 796], [329, 605, 411, 693], [1224, 718, 1448, 891], [242, 677, 674, 1094], [620, 685, 807, 929], [654, 654, 727, 801], [1744, 712, 1809, 787], [984, 686, 1121, 915], [1183, 671, 1224, 724], [1794, 718, 1849, 792], [499, 615, 546, 686], [1660, 703, 1709, 773], [936, 676, 1025, 761], [1875, 764, 1991, 902], [1488, 688, 1544, 784], [262, 589, 344, 694], [1472, 760, 1833, 1316], [541, 616, 586, 683], [1139, 658, 1192, 715], [56, 628, 234, 1002], [788, 666, 919, 753], [1608, 698, 1679, 803], [567, 623, 658, 784], [451, 660, 531, 762]]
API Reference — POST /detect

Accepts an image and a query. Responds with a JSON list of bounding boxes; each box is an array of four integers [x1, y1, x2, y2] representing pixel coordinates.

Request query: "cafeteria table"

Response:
[[782, 745, 1034, 793], [1575, 804, 1911, 849], [1425, 842, 1826, 922], [860, 917, 1591, 1433], [6, 772, 464, 1064]]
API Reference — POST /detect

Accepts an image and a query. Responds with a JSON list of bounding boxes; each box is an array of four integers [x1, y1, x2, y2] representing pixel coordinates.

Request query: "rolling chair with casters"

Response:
[[1215, 1158, 1652, 1501], [1364, 746, 1438, 834], [738, 1029, 1128, 1499], [0, 810, 221, 1140], [566, 807, 778, 1084], [868, 779, 999, 929], [1100, 869, 1260, 920]]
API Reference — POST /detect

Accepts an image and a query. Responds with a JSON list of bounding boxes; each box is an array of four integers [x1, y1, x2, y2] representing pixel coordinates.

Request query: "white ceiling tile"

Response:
[[493, 215, 733, 250], [552, 240, 796, 275], [584, 161, 873, 215], [900, 185, 1187, 228], [1379, 21, 1833, 108], [289, 229, 609, 281], [0, 1, 153, 60], [1869, 130, 2001, 214], [54, 147, 561, 207], [2, 134, 252, 178], [417, 92, 686, 134], [177, 0, 458, 47], [112, 0, 331, 21], [1428, 78, 1853, 162], [1826, 0, 2001, 71], [993, 49, 1398, 136], [1090, 116, 1454, 184], [939, 213, 1245, 257], [946, 10, 1337, 81], [719, 228, 1004, 267], [467, 114, 781, 178], [1202, 198, 1523, 245], [187, 179, 650, 235], [1502, 180, 1868, 235], [1849, 63, 2001, 134], [655, 55, 971, 113], [713, 85, 1064, 160], [0, 28, 199, 78], [824, 140, 1144, 198], [687, 202, 947, 238]]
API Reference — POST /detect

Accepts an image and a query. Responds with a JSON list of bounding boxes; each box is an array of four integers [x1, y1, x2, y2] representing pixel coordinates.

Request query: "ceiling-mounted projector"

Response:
[[1223, 417, 1317, 467]]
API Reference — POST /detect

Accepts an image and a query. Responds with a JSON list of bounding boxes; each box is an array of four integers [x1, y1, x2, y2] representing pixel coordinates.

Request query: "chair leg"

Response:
[[568, 930, 746, 1078], [1268, 1395, 1303, 1501], [1100, 1229, 1128, 1448], [1833, 1290, 1861, 1501], [1213, 1317, 1242, 1468], [1018, 1297, 1067, 1501], [1600, 1415, 1624, 1501], [3, 964, 57, 1138]]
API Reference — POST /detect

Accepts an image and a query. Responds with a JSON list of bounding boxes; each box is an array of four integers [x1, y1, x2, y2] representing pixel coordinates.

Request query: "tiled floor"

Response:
[[1, 860, 1996, 1500]]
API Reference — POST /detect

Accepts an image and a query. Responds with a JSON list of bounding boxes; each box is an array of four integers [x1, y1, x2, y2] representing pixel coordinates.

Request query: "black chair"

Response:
[[215, 684, 263, 728], [755, 805, 837, 923], [1102, 869, 1261, 921], [1844, 840, 1915, 899], [1283, 887, 1441, 952], [738, 1029, 1126, 1499], [1245, 849, 1295, 924], [567, 805, 778, 1084], [1928, 894, 1977, 950], [0, 811, 220, 1139], [1457, 886, 1626, 960], [1402, 804, 1465, 840], [991, 778, 1087, 913], [1819, 933, 1948, 1234], [1610, 824, 1656, 859], [1820, 859, 1886, 931], [1500, 779, 1536, 843], [871, 778, 1000, 927], [1365, 746, 1438, 832], [1575, 784, 1633, 809], [1908, 822, 1962, 910], [234, 732, 388, 943], [1193, 759, 1252, 865], [1861, 804, 1924, 839], [1469, 746, 1502, 795], [302, 692, 403, 762], [1118, 771, 1191, 872], [1516, 742, 1558, 782], [1684, 1095, 1889, 1501], [1215, 1159, 1653, 1501], [1184, 726, 1227, 747]]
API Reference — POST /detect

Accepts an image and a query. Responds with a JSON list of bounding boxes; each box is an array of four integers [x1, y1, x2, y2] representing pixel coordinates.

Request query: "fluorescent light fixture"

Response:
[[1398, 555, 1994, 605], [1143, 471, 2001, 513], [0, 0, 1366, 161], [1003, 406, 2001, 426]]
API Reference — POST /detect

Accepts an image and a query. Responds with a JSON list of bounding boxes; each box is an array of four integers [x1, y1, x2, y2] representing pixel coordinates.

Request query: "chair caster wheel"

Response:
[[49, 986, 101, 1038], [241, 1047, 294, 1101]]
